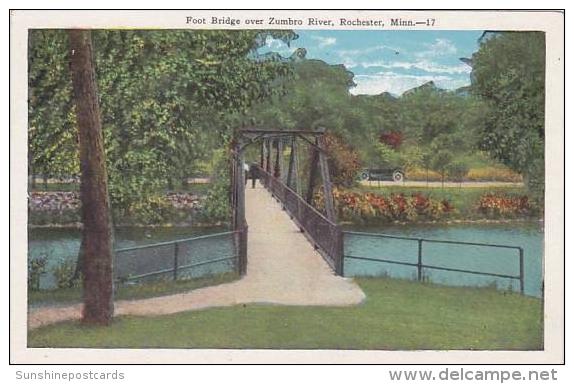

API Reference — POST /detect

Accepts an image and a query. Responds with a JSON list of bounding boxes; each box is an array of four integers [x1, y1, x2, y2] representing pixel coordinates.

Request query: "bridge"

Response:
[[231, 128, 346, 277], [27, 129, 365, 329], [28, 128, 527, 328]]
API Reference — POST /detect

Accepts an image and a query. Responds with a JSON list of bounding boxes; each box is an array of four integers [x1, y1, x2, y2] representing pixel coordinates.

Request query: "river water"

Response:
[[28, 222, 544, 296], [28, 226, 234, 289], [343, 222, 544, 297]]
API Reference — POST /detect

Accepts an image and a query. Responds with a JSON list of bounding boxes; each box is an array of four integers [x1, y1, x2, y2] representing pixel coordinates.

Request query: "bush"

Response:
[[316, 189, 454, 223], [28, 256, 48, 291], [324, 133, 362, 187], [52, 258, 82, 289], [199, 149, 231, 223], [466, 167, 522, 182], [475, 193, 536, 218]]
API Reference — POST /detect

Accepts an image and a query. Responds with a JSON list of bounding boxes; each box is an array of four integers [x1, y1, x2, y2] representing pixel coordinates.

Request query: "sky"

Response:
[[261, 30, 484, 96]]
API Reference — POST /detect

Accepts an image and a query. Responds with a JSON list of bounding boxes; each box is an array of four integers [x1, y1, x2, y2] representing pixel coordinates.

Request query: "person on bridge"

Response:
[[248, 163, 258, 188]]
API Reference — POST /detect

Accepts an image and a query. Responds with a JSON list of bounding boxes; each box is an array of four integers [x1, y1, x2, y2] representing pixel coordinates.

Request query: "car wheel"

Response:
[[361, 172, 369, 180], [393, 171, 404, 182]]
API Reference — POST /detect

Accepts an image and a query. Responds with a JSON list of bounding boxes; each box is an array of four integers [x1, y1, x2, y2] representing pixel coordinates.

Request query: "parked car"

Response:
[[360, 168, 405, 182]]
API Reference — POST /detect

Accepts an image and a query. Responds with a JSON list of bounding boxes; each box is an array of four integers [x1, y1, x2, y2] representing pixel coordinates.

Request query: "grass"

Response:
[[28, 272, 238, 307], [28, 277, 543, 350], [353, 185, 531, 218]]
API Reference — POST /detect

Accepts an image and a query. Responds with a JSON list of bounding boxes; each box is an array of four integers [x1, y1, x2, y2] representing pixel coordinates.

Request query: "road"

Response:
[[360, 180, 524, 188]]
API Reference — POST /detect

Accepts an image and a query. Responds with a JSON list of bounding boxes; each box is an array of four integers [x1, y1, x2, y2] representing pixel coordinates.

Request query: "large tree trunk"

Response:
[[68, 30, 114, 326]]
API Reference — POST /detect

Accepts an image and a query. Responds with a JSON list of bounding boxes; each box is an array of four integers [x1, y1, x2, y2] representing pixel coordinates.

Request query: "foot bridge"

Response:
[[231, 128, 345, 276], [27, 129, 365, 329]]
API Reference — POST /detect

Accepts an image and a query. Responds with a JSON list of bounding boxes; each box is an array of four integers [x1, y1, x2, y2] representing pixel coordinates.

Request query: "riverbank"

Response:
[[28, 277, 543, 350]]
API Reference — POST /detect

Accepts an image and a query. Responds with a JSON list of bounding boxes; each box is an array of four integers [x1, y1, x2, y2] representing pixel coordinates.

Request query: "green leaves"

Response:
[[29, 29, 297, 223], [470, 32, 545, 201]]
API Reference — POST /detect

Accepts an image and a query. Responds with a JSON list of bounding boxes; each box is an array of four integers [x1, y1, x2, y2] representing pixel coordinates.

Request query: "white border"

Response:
[[9, 9, 565, 364]]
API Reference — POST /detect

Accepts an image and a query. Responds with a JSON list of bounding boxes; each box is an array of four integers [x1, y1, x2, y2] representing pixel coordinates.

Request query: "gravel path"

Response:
[[28, 183, 365, 329]]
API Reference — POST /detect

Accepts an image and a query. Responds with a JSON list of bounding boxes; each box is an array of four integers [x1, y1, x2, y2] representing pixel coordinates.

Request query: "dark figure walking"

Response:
[[249, 163, 258, 188]]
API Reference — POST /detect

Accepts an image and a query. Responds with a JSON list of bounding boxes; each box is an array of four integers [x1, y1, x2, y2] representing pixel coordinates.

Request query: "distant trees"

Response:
[[470, 32, 545, 201]]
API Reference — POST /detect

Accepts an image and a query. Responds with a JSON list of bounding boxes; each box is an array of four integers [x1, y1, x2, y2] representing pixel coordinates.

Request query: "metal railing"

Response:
[[343, 231, 525, 294], [114, 229, 247, 283], [256, 165, 344, 274]]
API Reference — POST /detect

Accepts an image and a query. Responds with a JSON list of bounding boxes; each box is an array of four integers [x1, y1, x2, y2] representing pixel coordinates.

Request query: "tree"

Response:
[[431, 151, 453, 188], [28, 30, 298, 222], [68, 30, 114, 325], [447, 161, 470, 188], [470, 32, 545, 201]]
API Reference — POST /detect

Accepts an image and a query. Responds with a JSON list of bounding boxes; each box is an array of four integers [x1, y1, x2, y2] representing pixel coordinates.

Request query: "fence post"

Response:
[[336, 226, 345, 276], [519, 247, 524, 295], [417, 239, 423, 282], [240, 225, 248, 275], [173, 242, 179, 281]]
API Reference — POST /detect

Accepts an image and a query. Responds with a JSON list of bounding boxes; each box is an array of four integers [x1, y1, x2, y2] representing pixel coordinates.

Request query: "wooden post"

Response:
[[274, 139, 281, 178], [68, 30, 114, 325], [260, 140, 264, 168], [235, 151, 246, 230], [305, 138, 320, 205], [286, 138, 296, 189], [265, 139, 271, 174], [318, 135, 336, 223]]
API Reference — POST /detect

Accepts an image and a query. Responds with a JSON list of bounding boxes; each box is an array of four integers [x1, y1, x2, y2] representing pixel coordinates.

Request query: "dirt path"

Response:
[[28, 183, 365, 329]]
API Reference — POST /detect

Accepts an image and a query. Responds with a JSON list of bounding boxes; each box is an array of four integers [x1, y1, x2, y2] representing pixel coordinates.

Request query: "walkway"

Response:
[[28, 183, 365, 329]]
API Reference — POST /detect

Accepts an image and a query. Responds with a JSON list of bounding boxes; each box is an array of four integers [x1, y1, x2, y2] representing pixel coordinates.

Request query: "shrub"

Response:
[[466, 167, 522, 182], [475, 193, 534, 218], [379, 130, 404, 149], [316, 189, 454, 223], [324, 133, 362, 187], [28, 255, 48, 291], [52, 258, 82, 289]]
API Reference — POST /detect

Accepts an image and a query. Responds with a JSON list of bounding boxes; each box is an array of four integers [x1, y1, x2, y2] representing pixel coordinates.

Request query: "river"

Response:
[[28, 222, 544, 296], [343, 222, 543, 297]]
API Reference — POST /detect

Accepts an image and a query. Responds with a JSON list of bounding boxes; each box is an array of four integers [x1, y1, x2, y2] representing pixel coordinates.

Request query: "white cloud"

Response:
[[311, 35, 337, 47], [351, 72, 468, 96], [337, 44, 400, 56], [357, 60, 471, 75], [416, 38, 458, 58]]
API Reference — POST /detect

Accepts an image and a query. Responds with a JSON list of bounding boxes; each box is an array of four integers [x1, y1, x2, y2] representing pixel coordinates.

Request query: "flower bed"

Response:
[[316, 189, 454, 223], [28, 192, 204, 225], [475, 193, 534, 218]]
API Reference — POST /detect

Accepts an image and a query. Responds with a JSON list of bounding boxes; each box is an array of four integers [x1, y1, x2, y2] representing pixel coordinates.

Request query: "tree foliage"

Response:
[[470, 32, 545, 200], [28, 29, 298, 222]]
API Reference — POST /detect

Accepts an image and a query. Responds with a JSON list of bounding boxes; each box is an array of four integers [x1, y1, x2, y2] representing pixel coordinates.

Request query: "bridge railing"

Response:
[[114, 230, 245, 283], [256, 165, 344, 274]]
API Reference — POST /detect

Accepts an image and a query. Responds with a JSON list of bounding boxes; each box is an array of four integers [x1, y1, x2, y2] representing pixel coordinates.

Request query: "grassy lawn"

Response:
[[29, 272, 238, 307], [28, 278, 542, 350], [353, 185, 530, 218]]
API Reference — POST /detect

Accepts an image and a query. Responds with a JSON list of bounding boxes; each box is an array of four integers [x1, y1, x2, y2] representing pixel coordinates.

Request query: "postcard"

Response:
[[10, 9, 564, 364]]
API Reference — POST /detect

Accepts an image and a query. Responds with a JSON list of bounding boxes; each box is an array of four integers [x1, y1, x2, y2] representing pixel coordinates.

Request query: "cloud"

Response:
[[351, 72, 469, 95], [416, 38, 458, 58], [310, 35, 337, 47], [264, 36, 297, 56], [337, 44, 400, 56], [356, 60, 471, 75]]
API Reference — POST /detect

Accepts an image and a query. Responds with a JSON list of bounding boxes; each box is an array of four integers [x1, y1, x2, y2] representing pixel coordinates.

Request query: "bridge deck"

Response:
[[28, 182, 364, 329]]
